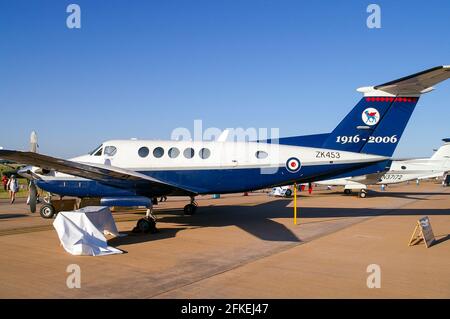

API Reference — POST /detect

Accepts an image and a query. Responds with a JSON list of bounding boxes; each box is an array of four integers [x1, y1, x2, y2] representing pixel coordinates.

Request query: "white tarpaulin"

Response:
[[53, 206, 123, 256]]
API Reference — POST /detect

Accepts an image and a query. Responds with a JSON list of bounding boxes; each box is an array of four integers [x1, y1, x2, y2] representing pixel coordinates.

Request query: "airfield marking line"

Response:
[[147, 190, 446, 298]]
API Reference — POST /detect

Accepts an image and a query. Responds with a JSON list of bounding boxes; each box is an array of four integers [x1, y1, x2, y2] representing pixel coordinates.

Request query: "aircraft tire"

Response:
[[136, 218, 157, 234], [184, 204, 197, 215], [40, 204, 56, 219], [284, 189, 292, 197]]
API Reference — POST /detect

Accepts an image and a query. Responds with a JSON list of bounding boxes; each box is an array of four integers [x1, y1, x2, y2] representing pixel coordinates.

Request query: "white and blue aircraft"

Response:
[[317, 138, 450, 196], [1, 66, 449, 232]]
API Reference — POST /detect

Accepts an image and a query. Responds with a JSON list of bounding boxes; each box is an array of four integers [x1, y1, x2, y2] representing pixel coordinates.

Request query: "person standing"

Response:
[[1, 174, 8, 191], [7, 175, 19, 204]]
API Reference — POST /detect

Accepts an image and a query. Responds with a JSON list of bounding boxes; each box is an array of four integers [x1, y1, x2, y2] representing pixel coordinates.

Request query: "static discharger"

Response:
[[408, 216, 435, 248]]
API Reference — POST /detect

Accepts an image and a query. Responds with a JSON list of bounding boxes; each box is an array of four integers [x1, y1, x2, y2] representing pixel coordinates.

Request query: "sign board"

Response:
[[408, 216, 435, 248]]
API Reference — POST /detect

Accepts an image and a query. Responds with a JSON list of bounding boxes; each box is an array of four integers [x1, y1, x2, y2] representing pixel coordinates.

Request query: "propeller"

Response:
[[29, 182, 37, 213], [27, 131, 39, 213]]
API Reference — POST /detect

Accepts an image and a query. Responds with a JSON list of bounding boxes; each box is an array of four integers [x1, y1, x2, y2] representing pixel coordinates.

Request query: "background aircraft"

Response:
[[1, 66, 449, 232], [317, 138, 450, 197]]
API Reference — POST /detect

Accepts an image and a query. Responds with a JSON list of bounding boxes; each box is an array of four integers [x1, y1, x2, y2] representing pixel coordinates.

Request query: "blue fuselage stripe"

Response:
[[35, 161, 383, 197]]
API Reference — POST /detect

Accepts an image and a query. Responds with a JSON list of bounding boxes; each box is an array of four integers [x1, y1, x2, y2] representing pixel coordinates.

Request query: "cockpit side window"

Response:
[[94, 147, 103, 156], [104, 146, 117, 156], [89, 144, 103, 155]]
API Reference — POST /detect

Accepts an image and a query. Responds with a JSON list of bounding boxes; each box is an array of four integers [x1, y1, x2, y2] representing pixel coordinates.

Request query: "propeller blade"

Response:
[[29, 182, 37, 213]]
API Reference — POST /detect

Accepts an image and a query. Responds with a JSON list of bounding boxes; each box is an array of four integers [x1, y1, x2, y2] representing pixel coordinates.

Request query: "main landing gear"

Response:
[[183, 196, 198, 215], [343, 188, 367, 198], [134, 206, 158, 234]]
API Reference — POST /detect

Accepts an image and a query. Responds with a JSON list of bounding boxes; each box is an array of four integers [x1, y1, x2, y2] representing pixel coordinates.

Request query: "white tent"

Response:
[[53, 206, 123, 256]]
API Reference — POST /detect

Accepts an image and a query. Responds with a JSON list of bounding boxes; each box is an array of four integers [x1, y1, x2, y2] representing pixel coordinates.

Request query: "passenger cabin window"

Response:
[[256, 151, 268, 159], [104, 146, 117, 156], [168, 147, 180, 158], [184, 148, 195, 159], [153, 147, 164, 158], [138, 147, 149, 158], [199, 148, 210, 159], [401, 166, 407, 170]]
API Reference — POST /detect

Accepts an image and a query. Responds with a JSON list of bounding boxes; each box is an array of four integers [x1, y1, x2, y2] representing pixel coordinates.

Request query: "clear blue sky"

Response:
[[1, 0, 449, 158]]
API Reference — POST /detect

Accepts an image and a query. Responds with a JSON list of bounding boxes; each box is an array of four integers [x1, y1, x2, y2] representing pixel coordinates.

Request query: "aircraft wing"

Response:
[[348, 171, 386, 185], [0, 150, 195, 195], [317, 171, 386, 187], [374, 65, 450, 95], [417, 171, 449, 180]]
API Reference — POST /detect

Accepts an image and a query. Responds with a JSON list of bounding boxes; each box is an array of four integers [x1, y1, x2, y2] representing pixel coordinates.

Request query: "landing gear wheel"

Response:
[[40, 204, 56, 219], [344, 189, 352, 195], [135, 218, 158, 234], [359, 190, 367, 198], [184, 203, 197, 215], [284, 189, 293, 197]]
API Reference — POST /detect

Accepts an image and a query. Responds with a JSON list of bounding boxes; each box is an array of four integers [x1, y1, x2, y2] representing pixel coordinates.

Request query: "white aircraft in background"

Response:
[[317, 138, 450, 197], [1, 65, 449, 232]]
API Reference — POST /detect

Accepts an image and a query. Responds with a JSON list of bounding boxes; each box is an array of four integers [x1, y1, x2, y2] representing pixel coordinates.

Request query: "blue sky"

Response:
[[1, 0, 449, 158]]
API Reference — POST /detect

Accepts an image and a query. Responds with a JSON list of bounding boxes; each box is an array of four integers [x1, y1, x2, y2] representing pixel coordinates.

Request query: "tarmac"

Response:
[[0, 181, 449, 298]]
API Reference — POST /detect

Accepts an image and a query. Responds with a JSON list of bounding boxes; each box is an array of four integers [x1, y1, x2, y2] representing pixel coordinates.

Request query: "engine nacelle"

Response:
[[100, 196, 152, 208]]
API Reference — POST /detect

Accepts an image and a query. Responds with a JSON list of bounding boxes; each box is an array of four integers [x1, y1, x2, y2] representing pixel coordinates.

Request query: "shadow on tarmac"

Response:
[[324, 189, 450, 200], [109, 196, 450, 248], [0, 213, 28, 219]]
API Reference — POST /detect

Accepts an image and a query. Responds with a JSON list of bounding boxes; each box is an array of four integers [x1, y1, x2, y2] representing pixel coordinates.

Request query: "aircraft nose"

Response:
[[17, 166, 33, 179]]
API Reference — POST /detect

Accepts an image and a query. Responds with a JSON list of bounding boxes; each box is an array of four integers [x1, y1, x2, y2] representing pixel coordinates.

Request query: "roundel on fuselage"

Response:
[[286, 157, 301, 173]]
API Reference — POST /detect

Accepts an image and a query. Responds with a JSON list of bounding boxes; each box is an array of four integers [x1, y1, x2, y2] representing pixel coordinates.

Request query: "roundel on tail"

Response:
[[286, 157, 301, 173]]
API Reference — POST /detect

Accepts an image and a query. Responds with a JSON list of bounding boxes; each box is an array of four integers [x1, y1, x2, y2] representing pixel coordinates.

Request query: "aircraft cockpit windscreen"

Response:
[[89, 144, 103, 156]]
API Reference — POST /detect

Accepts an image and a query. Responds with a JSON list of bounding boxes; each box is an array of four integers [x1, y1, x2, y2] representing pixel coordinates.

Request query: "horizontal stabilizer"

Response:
[[373, 65, 450, 96]]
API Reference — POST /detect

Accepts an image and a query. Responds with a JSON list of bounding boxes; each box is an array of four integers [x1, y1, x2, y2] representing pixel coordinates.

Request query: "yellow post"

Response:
[[294, 183, 297, 225]]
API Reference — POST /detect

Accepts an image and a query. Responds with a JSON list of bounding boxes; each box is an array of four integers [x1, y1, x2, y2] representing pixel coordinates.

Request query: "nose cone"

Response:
[[17, 166, 34, 179]]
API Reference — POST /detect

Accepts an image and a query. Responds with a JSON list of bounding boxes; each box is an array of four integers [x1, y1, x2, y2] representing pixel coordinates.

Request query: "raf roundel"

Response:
[[286, 157, 301, 173], [362, 107, 380, 126]]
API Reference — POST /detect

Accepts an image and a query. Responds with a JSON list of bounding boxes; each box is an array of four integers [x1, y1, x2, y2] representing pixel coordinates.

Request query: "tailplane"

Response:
[[431, 139, 450, 160]]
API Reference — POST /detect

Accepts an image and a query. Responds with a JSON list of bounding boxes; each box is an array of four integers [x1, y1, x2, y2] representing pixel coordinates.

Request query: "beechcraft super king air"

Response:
[[1, 66, 449, 231]]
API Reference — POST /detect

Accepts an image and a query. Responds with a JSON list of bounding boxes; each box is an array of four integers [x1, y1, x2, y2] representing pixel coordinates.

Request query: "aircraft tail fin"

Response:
[[431, 139, 450, 160], [322, 66, 450, 157]]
